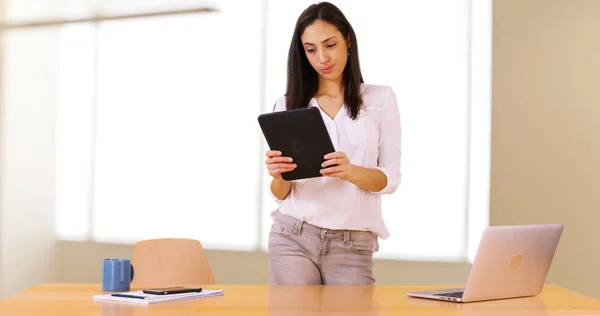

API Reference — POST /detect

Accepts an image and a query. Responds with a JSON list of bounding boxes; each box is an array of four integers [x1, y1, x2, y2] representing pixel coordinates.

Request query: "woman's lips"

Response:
[[321, 65, 333, 74]]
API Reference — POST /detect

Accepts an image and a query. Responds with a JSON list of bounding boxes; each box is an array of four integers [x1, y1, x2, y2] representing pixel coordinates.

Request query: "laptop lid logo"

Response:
[[509, 253, 524, 271]]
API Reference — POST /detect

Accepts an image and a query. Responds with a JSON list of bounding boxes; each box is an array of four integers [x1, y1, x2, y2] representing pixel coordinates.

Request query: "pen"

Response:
[[111, 293, 146, 299]]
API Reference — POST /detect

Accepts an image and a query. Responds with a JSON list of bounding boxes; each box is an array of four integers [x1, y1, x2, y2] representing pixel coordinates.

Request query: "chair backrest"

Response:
[[130, 238, 215, 286]]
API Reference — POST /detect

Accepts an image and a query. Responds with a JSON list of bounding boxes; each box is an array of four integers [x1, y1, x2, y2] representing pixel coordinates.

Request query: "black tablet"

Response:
[[258, 107, 335, 181]]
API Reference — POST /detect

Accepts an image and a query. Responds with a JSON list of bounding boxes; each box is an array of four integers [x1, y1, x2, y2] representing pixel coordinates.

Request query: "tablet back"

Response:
[[258, 107, 335, 181]]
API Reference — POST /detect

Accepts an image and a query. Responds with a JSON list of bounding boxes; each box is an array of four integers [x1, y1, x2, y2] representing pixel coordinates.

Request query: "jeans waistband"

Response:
[[272, 210, 377, 244]]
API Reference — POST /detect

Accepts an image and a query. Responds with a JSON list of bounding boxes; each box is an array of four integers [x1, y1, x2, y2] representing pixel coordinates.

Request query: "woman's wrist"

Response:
[[345, 164, 360, 183], [345, 165, 387, 192], [271, 177, 292, 200]]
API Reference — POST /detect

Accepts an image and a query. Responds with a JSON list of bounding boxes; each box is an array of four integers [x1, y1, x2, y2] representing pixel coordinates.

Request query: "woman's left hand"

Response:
[[320, 151, 353, 181]]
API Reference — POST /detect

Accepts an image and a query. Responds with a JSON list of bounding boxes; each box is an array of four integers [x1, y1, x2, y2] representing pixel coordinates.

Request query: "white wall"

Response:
[[491, 0, 600, 298], [0, 27, 61, 298]]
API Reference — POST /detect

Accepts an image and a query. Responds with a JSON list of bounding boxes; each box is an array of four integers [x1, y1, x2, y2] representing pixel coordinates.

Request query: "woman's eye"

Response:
[[306, 49, 315, 53], [327, 43, 336, 48]]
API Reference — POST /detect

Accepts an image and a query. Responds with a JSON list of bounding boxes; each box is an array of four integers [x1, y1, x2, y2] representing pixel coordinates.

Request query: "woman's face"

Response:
[[301, 19, 349, 82]]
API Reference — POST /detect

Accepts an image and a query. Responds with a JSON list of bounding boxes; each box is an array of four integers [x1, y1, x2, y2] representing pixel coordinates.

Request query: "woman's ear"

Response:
[[347, 39, 351, 55]]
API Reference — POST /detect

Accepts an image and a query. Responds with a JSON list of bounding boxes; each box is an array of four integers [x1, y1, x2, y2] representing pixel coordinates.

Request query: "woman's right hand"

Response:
[[265, 150, 296, 180]]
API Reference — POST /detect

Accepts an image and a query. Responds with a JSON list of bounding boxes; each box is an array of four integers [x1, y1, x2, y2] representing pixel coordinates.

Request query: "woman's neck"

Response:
[[316, 78, 343, 98]]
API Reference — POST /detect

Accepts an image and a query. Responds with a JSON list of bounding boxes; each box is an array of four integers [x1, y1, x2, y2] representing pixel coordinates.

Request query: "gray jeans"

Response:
[[268, 210, 378, 285]]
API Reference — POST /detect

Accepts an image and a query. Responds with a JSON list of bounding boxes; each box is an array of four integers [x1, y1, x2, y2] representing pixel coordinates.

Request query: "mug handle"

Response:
[[130, 264, 135, 283]]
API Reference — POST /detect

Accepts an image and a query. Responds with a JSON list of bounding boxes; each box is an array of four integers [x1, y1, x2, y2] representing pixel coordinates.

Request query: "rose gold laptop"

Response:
[[406, 224, 564, 303]]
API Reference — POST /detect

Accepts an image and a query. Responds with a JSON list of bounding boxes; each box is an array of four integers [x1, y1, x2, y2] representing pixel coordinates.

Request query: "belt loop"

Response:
[[343, 231, 350, 244], [293, 218, 303, 235]]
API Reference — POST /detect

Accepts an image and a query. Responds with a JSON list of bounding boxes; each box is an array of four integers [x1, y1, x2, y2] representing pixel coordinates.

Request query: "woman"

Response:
[[265, 2, 401, 285]]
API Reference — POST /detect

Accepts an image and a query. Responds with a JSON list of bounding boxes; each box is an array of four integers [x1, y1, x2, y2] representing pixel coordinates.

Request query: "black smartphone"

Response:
[[142, 286, 203, 295]]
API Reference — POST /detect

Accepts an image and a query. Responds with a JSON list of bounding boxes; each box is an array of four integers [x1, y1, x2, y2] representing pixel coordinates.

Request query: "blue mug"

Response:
[[102, 259, 135, 292]]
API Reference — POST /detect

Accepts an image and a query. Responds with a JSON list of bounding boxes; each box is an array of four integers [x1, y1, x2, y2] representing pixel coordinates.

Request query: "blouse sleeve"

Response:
[[372, 87, 402, 194]]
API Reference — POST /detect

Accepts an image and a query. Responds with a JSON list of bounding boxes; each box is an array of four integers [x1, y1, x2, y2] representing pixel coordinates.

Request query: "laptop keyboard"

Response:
[[434, 291, 464, 298]]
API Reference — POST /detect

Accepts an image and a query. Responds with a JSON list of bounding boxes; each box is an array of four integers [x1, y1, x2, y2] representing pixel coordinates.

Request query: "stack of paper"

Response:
[[93, 289, 224, 305]]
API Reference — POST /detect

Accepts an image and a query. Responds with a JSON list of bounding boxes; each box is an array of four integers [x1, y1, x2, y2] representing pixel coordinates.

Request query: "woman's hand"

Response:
[[320, 151, 354, 181], [265, 150, 296, 180]]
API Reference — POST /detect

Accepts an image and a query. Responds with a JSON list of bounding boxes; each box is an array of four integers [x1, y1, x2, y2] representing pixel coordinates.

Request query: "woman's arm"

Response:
[[320, 152, 387, 191], [270, 177, 292, 201], [320, 86, 401, 193], [346, 165, 388, 192], [320, 154, 389, 192], [369, 87, 402, 194], [265, 97, 296, 202]]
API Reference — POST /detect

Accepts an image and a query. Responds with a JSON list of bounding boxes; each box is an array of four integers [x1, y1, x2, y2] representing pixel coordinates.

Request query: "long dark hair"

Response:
[[285, 2, 364, 120]]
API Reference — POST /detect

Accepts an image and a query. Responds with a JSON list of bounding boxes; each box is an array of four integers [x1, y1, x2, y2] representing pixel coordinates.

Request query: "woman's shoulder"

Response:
[[272, 95, 287, 112], [361, 83, 393, 94], [361, 83, 397, 109]]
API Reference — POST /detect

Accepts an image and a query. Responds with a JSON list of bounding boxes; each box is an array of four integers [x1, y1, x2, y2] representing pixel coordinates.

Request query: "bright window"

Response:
[[55, 1, 264, 251], [5, 0, 491, 261], [261, 0, 491, 262]]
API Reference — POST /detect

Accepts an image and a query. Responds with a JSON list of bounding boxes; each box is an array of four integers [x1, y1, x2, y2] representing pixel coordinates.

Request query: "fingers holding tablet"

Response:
[[265, 150, 297, 180], [258, 107, 336, 181], [320, 151, 351, 180]]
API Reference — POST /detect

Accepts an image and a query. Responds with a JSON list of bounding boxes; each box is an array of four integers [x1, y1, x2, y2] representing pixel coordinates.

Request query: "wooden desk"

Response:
[[0, 283, 599, 315]]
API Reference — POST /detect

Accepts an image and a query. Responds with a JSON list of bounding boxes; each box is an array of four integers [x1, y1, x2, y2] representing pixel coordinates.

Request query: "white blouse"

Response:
[[270, 83, 401, 239]]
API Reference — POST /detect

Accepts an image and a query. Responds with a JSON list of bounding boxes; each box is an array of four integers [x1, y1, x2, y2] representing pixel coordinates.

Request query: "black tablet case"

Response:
[[258, 107, 336, 181]]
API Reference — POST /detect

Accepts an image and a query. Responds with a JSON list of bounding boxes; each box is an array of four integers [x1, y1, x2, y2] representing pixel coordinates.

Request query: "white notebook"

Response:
[[93, 289, 224, 305]]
